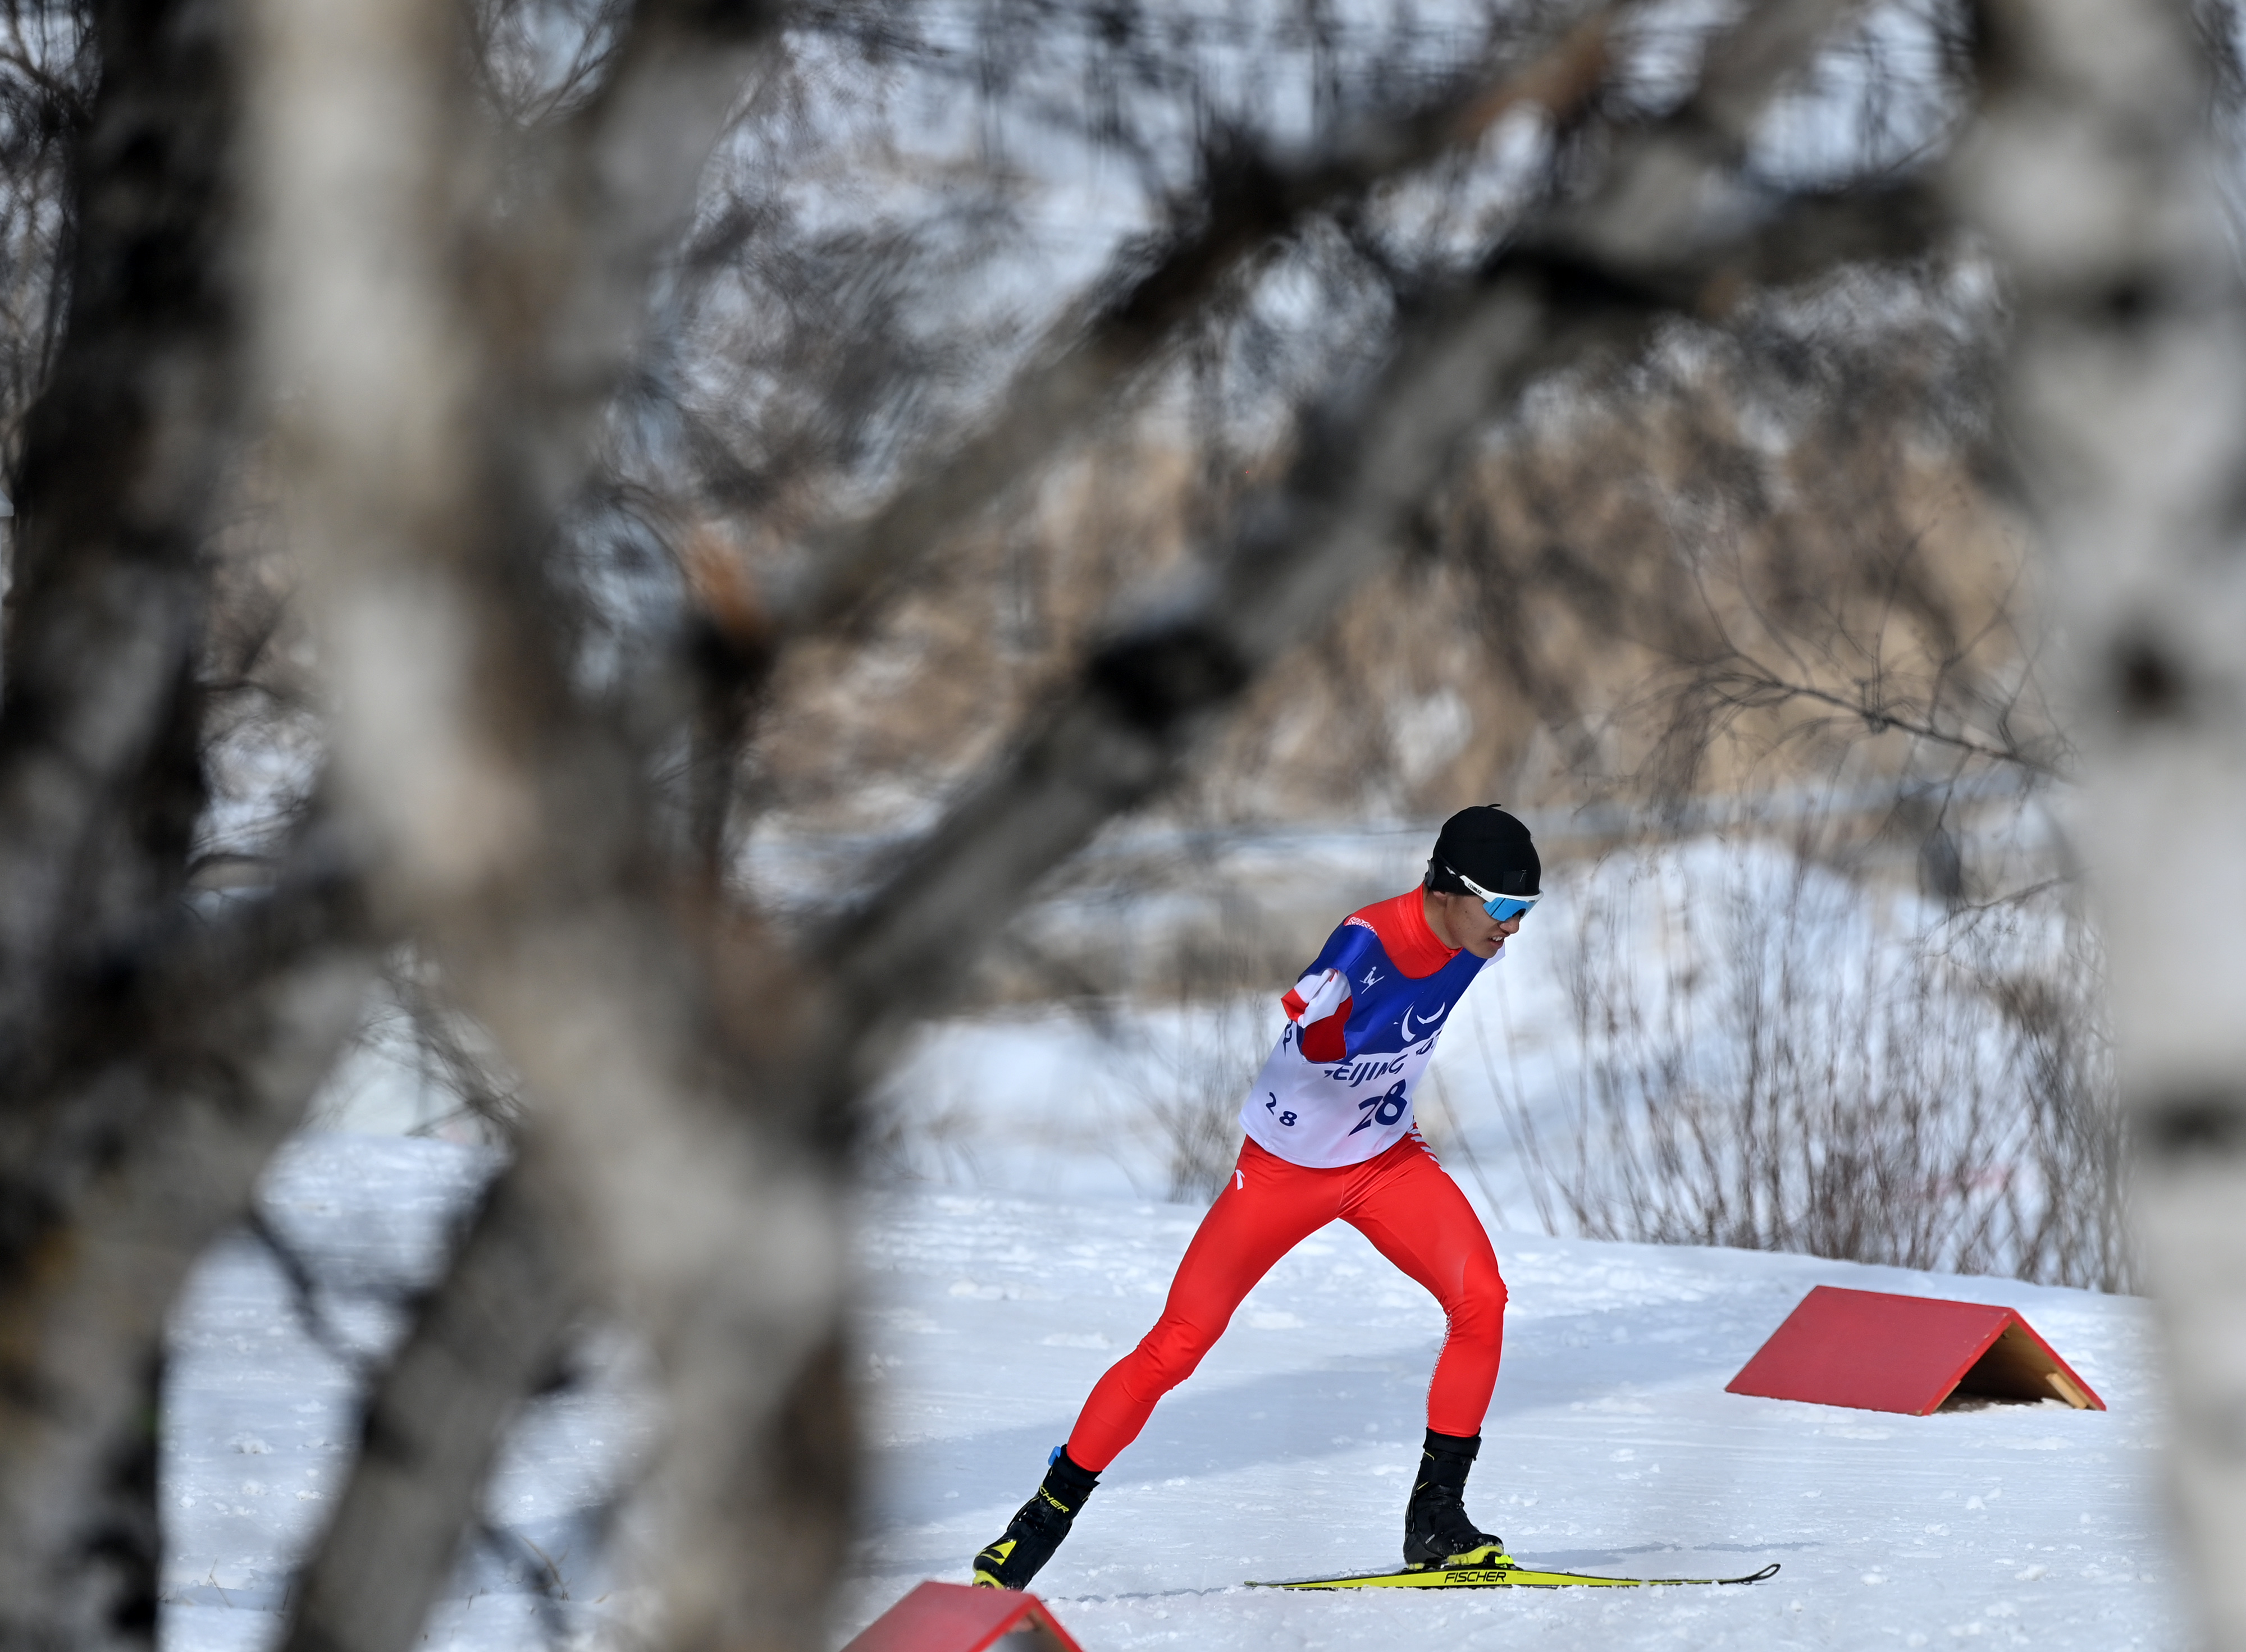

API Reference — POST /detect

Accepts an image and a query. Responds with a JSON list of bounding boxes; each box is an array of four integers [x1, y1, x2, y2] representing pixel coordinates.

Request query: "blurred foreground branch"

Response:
[[1955, 1, 2246, 1641]]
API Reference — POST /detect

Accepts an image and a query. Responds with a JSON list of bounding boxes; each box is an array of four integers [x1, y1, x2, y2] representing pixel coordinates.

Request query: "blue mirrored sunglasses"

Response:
[[1445, 863, 1540, 924]]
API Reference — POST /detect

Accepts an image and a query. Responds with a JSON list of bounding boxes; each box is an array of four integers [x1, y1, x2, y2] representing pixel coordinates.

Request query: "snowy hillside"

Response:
[[161, 1134, 2176, 1652], [842, 1186, 2172, 1652]]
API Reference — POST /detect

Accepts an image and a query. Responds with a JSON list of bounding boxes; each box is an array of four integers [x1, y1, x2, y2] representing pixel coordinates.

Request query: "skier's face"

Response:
[[1426, 890, 1522, 958]]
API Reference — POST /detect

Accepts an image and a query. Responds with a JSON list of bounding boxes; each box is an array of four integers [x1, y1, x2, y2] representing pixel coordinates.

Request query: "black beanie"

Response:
[[1427, 806, 1540, 898]]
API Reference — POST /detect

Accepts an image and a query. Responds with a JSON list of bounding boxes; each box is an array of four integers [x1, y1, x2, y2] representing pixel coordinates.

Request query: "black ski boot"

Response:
[[1402, 1428, 1508, 1570], [972, 1447, 1100, 1589]]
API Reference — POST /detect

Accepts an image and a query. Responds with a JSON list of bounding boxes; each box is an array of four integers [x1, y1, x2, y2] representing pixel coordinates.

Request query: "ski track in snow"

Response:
[[162, 1134, 2175, 1652]]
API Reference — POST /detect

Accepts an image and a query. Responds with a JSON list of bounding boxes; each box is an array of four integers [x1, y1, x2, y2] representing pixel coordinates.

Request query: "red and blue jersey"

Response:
[[1238, 889, 1497, 1168]]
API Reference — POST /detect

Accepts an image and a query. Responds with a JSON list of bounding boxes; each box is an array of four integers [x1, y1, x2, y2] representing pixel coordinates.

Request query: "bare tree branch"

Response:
[[281, 1148, 579, 1652], [1555, 0, 1863, 269], [656, 4, 1635, 877], [509, 0, 786, 477], [1668, 653, 2065, 776], [816, 0, 1913, 1063], [760, 3, 1628, 650]]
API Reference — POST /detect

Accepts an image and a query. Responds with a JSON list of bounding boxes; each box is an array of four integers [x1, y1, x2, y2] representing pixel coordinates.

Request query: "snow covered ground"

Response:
[[841, 1186, 2174, 1652], [161, 1131, 2176, 1652]]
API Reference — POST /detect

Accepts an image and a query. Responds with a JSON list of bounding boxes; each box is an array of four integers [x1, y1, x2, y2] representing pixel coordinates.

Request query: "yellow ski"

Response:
[[1249, 1557, 1780, 1590]]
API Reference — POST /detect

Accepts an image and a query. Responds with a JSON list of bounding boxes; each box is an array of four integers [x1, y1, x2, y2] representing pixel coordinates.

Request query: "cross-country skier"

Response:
[[971, 806, 1540, 1589]]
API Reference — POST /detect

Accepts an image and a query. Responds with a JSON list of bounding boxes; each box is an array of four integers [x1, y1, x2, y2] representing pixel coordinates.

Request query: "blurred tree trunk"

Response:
[[0, 0, 248, 1642], [1956, 2, 2246, 1644], [0, 0, 231, 1119]]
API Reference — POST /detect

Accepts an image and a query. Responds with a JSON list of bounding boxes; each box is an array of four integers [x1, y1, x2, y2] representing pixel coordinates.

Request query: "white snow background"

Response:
[[164, 1136, 657, 1652], [161, 835, 2176, 1652]]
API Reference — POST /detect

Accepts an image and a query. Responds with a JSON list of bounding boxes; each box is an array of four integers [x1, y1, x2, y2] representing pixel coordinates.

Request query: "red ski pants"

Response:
[[1065, 1132, 1507, 1472]]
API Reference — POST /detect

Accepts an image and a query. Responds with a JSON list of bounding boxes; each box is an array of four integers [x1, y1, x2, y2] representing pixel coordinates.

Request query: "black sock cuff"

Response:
[[1422, 1427, 1482, 1461], [1046, 1446, 1101, 1500]]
